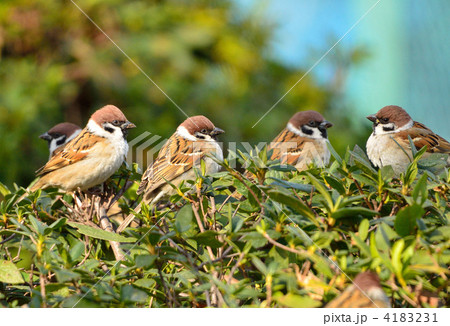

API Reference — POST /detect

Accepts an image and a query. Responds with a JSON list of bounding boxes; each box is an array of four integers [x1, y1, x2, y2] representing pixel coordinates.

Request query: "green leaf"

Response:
[[0, 182, 11, 196], [391, 239, 405, 275], [428, 226, 450, 242], [244, 231, 268, 248], [0, 260, 25, 284], [327, 142, 342, 165], [412, 173, 428, 204], [394, 204, 424, 237], [359, 219, 369, 241], [134, 278, 156, 290], [351, 234, 371, 257], [120, 285, 148, 303], [69, 241, 85, 262], [175, 205, 193, 233], [48, 218, 67, 231], [352, 174, 377, 187], [266, 187, 318, 227], [251, 257, 267, 274], [190, 230, 223, 248], [332, 207, 378, 219], [275, 293, 322, 308], [268, 165, 297, 172], [380, 165, 395, 180], [67, 222, 135, 242], [311, 256, 334, 279], [324, 176, 345, 195], [306, 173, 334, 211], [28, 215, 47, 235], [268, 177, 314, 193], [350, 146, 377, 174], [55, 269, 80, 283], [135, 255, 156, 268]]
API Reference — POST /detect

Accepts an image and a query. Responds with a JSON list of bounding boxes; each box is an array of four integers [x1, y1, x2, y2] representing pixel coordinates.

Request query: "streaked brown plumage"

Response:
[[366, 105, 450, 174], [268, 110, 333, 170], [40, 122, 82, 158], [232, 110, 332, 200], [117, 115, 224, 233], [326, 272, 390, 308], [30, 105, 135, 192]]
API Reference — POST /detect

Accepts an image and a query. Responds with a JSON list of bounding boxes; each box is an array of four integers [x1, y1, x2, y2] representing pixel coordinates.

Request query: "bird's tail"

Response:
[[116, 202, 142, 233]]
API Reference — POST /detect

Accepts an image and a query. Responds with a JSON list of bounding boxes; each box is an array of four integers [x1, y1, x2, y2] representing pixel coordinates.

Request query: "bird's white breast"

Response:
[[366, 133, 411, 174]]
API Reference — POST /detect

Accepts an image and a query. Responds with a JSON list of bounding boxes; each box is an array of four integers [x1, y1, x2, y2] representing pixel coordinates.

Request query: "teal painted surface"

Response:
[[235, 0, 449, 139], [349, 0, 449, 139]]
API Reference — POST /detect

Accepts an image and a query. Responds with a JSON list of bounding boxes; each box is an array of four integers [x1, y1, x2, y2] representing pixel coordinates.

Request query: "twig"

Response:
[[98, 206, 124, 261], [107, 180, 133, 211], [191, 202, 224, 306], [266, 275, 272, 307], [39, 272, 47, 308], [227, 251, 245, 285], [353, 178, 374, 210], [228, 169, 262, 208], [217, 194, 232, 213], [261, 231, 308, 257], [156, 260, 176, 307]]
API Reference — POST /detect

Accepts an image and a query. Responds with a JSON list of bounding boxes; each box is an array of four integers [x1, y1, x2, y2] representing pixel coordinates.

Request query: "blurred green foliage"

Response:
[[0, 146, 448, 307], [0, 0, 369, 187]]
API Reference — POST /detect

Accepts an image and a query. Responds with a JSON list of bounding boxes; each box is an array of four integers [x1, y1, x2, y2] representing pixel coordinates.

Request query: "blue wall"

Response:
[[235, 0, 450, 139]]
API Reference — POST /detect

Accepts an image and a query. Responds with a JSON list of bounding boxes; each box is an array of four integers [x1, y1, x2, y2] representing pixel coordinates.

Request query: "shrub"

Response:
[[0, 146, 448, 307]]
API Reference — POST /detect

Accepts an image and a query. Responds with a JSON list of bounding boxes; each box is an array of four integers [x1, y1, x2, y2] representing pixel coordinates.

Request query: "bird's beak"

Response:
[[320, 120, 333, 129], [39, 132, 52, 141], [366, 114, 377, 123], [210, 127, 225, 136], [122, 121, 136, 129]]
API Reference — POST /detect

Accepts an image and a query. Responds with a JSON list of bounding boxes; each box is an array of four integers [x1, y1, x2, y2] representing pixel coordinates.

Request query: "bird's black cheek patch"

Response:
[[195, 132, 206, 140], [382, 126, 395, 132], [104, 126, 114, 133], [56, 136, 67, 146], [301, 126, 313, 136]]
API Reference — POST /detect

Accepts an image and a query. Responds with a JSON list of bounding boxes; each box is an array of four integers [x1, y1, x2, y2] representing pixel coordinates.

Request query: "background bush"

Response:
[[0, 0, 368, 187]]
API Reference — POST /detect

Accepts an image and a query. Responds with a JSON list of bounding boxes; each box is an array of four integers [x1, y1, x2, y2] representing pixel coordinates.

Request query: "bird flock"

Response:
[[20, 104, 450, 307]]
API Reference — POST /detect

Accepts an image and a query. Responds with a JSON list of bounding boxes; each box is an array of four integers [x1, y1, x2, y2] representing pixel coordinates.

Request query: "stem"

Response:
[[262, 231, 308, 257]]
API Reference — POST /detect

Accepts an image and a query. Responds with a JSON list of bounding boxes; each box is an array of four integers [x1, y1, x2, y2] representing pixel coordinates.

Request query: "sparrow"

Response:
[[117, 115, 224, 233], [326, 271, 391, 308], [40, 122, 82, 158], [29, 105, 136, 192], [268, 110, 333, 170], [366, 105, 450, 174]]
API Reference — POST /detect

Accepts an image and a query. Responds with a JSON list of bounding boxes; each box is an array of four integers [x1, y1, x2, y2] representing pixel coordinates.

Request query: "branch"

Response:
[[98, 206, 124, 261], [262, 231, 308, 257]]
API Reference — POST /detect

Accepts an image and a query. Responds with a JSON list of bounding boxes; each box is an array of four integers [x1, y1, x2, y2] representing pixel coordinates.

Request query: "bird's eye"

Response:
[[381, 118, 389, 123], [309, 121, 315, 127], [112, 120, 120, 126], [201, 129, 207, 133]]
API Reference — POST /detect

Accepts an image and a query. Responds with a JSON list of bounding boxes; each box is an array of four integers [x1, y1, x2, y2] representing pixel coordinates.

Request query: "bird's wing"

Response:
[[268, 128, 308, 166], [326, 286, 381, 308], [396, 121, 450, 154], [136, 133, 206, 196], [36, 129, 102, 176]]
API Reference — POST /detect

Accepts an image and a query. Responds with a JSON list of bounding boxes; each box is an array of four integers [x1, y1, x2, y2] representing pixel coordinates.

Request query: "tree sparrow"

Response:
[[326, 271, 390, 308], [366, 105, 450, 174], [40, 122, 82, 158], [117, 115, 224, 233], [268, 110, 333, 170], [30, 105, 136, 192]]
